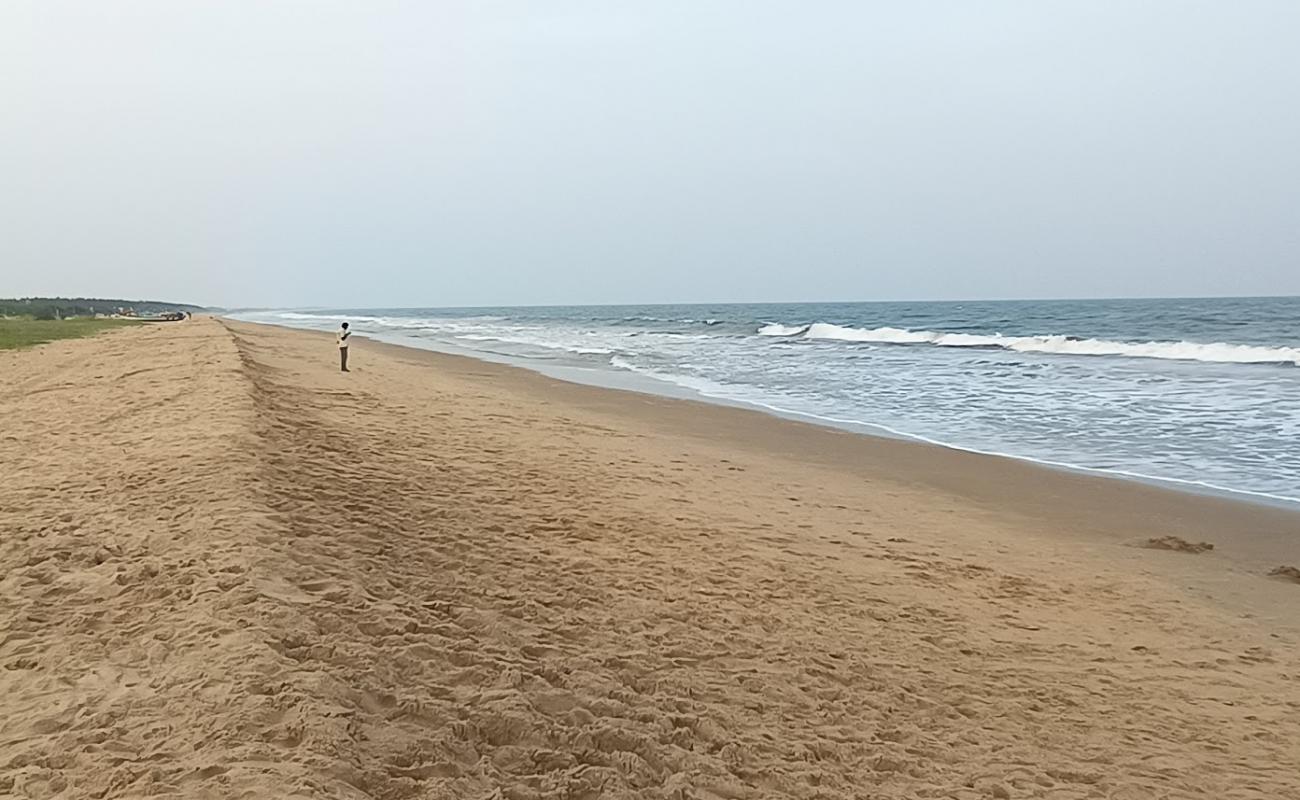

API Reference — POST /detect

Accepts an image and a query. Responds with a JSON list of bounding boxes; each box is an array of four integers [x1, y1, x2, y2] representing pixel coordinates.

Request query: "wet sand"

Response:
[[2, 317, 1298, 799]]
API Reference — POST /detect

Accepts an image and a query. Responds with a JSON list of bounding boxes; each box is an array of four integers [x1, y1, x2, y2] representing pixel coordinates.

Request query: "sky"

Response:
[[2, 1, 1298, 309]]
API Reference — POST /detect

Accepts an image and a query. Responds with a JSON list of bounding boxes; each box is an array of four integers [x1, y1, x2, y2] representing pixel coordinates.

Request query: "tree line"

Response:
[[0, 297, 204, 320]]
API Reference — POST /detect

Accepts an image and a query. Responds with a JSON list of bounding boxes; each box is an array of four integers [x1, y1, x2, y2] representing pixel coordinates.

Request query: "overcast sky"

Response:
[[2, 2, 1298, 308]]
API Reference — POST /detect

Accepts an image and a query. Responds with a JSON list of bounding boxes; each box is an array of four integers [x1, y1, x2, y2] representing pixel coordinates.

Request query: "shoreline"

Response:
[[352, 327, 1300, 566], [247, 317, 1300, 512], [248, 316, 1300, 528], [5, 317, 1299, 798]]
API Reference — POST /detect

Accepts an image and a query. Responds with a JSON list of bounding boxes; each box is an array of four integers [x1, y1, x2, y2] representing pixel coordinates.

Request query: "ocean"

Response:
[[232, 296, 1300, 506]]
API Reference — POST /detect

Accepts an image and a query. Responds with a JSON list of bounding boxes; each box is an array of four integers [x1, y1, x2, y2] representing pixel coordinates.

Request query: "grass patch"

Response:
[[0, 316, 141, 350]]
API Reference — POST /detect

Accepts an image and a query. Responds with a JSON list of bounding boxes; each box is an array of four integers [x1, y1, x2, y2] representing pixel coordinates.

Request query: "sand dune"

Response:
[[2, 318, 1298, 799]]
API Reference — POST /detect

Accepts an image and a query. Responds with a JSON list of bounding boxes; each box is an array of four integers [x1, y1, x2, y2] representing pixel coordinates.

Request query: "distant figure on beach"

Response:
[[337, 322, 351, 372]]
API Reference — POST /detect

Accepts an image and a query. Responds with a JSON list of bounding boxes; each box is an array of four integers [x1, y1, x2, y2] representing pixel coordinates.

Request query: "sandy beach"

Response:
[[2, 317, 1298, 799]]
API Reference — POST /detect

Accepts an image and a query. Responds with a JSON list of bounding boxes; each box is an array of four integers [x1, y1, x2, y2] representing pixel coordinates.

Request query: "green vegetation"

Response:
[[0, 296, 203, 349], [0, 316, 141, 350], [0, 297, 204, 319]]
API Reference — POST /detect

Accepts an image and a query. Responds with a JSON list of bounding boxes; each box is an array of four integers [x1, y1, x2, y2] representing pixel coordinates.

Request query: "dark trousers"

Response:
[[340, 347, 349, 371]]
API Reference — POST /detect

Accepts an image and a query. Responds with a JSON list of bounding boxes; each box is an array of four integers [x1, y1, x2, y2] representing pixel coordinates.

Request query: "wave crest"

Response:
[[758, 323, 810, 336], [767, 322, 1300, 365]]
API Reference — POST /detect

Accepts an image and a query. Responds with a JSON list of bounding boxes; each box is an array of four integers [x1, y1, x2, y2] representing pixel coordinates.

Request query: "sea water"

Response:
[[233, 297, 1300, 505]]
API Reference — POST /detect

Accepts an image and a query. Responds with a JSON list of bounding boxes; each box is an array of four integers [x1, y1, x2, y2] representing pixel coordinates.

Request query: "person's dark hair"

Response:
[[342, 322, 349, 329]]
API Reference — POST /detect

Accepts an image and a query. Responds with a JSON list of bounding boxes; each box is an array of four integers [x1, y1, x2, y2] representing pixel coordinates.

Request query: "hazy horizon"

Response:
[[4, 2, 1298, 308], [216, 292, 1300, 313], [12, 290, 1300, 315]]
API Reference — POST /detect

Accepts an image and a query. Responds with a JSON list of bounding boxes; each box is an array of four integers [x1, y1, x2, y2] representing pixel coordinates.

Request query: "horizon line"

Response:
[[217, 293, 1300, 312]]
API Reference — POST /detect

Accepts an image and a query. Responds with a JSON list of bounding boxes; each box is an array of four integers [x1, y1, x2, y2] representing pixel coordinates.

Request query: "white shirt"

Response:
[[337, 329, 351, 348]]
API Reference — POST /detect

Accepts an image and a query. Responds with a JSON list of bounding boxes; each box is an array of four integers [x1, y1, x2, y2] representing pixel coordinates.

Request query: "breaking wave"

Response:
[[758, 323, 810, 337], [764, 323, 1300, 365]]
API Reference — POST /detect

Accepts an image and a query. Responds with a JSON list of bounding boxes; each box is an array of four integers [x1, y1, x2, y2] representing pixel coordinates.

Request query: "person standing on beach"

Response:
[[337, 322, 351, 372]]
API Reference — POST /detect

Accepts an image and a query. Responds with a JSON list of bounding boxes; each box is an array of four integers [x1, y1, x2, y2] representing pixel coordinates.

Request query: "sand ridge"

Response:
[[2, 317, 1299, 798]]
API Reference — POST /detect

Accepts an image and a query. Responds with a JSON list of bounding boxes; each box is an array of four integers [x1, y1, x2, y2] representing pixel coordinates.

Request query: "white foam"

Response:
[[609, 356, 741, 397], [758, 323, 809, 336], [784, 323, 1300, 365], [609, 354, 1300, 505], [276, 312, 387, 324], [804, 323, 930, 343], [456, 333, 612, 356], [275, 312, 331, 320]]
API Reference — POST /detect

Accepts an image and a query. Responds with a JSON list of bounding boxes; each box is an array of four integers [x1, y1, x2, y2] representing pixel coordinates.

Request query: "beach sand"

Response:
[[3, 317, 1298, 799]]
